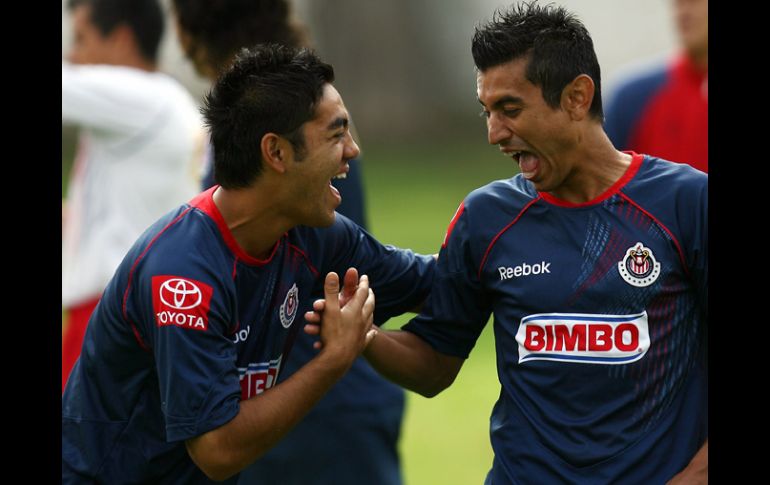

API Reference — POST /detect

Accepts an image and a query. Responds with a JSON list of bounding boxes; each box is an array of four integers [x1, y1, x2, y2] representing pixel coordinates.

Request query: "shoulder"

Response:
[[622, 155, 707, 238], [628, 155, 707, 198], [461, 175, 539, 230]]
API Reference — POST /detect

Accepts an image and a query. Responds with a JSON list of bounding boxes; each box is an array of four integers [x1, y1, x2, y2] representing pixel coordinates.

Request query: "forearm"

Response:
[[667, 440, 707, 484], [186, 349, 354, 481], [364, 329, 463, 397]]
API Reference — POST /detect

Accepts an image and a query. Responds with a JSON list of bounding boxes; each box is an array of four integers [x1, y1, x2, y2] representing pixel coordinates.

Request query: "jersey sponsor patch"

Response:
[[516, 311, 650, 365], [279, 283, 299, 328], [618, 242, 661, 287], [152, 275, 213, 331], [239, 355, 282, 400]]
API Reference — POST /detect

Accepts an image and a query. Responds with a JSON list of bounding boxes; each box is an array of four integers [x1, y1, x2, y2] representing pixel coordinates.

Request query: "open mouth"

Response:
[[504, 149, 539, 180]]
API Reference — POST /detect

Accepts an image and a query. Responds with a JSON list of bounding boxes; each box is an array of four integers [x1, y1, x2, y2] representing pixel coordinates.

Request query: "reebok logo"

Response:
[[498, 261, 551, 280]]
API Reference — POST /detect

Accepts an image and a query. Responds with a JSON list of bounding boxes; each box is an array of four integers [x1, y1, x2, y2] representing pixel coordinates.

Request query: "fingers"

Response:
[[323, 272, 341, 314], [364, 327, 378, 347], [340, 267, 359, 308], [303, 323, 320, 335], [344, 274, 370, 312]]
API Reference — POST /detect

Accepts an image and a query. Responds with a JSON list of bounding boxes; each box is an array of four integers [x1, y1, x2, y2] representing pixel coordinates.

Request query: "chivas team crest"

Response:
[[618, 242, 661, 287], [279, 283, 299, 328]]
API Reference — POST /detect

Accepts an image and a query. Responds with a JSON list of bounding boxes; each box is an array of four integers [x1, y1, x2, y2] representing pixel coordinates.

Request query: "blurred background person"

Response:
[[604, 0, 708, 173], [62, 0, 204, 391], [170, 1, 401, 484]]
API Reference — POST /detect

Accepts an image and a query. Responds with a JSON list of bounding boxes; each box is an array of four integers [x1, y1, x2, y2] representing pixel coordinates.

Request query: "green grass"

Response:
[[360, 142, 517, 485], [61, 132, 519, 484]]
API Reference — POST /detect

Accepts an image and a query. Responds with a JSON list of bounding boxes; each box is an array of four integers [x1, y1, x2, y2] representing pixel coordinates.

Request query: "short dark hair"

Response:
[[201, 44, 334, 189], [472, 1, 603, 120], [172, 0, 308, 75], [68, 0, 164, 63]]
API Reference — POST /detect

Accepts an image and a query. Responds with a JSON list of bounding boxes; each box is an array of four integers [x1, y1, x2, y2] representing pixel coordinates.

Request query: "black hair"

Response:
[[67, 0, 164, 63], [472, 1, 603, 120], [172, 0, 308, 75], [201, 44, 334, 189]]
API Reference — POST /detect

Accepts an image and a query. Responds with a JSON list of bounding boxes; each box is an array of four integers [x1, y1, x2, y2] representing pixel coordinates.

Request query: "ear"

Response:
[[561, 74, 595, 121], [108, 24, 136, 56], [261, 133, 289, 174]]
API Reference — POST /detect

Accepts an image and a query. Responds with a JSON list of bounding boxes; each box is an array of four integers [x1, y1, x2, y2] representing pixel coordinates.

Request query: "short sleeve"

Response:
[[403, 201, 492, 358], [128, 265, 241, 443]]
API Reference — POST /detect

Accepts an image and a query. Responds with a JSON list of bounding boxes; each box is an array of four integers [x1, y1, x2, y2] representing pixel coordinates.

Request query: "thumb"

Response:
[[324, 272, 341, 314]]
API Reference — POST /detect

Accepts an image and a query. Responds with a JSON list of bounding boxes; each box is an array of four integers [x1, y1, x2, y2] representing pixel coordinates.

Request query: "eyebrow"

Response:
[[326, 116, 349, 131], [477, 95, 524, 109]]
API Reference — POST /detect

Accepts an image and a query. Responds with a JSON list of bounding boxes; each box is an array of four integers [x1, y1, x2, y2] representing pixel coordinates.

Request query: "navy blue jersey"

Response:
[[62, 187, 434, 484], [404, 154, 707, 484]]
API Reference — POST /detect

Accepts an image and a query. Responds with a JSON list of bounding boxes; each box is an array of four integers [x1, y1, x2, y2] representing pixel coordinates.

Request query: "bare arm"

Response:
[[363, 329, 464, 398], [304, 261, 463, 398], [185, 270, 375, 481], [666, 440, 707, 485]]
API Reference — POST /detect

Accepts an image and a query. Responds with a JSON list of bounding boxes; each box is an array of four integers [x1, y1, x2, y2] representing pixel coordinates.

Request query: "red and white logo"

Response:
[[152, 275, 214, 331], [515, 311, 650, 365], [279, 283, 299, 328], [239, 355, 282, 400], [618, 242, 661, 287]]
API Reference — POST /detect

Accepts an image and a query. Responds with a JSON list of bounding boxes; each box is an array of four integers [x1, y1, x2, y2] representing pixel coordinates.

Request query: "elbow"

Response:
[[414, 369, 458, 398], [186, 436, 251, 482]]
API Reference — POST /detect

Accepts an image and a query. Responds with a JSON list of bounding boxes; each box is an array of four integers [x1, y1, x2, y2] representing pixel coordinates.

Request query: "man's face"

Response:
[[68, 4, 117, 65], [477, 57, 574, 193], [674, 0, 708, 59], [284, 83, 360, 227]]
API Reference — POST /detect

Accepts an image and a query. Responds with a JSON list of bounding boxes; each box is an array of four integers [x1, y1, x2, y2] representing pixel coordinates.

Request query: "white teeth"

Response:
[[332, 173, 347, 180]]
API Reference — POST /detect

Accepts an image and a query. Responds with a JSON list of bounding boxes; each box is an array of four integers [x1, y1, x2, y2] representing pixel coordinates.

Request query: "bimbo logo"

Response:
[[515, 311, 650, 365], [618, 242, 661, 287], [239, 356, 282, 400], [152, 275, 214, 332]]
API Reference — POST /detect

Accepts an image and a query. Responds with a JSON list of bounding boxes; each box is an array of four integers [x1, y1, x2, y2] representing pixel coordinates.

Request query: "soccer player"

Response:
[[314, 3, 707, 482], [170, 2, 405, 483], [604, 0, 708, 173], [61, 0, 204, 391], [61, 44, 435, 484]]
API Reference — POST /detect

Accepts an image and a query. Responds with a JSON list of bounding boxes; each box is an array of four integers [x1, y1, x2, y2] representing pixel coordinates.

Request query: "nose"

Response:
[[344, 133, 360, 160], [487, 112, 513, 146]]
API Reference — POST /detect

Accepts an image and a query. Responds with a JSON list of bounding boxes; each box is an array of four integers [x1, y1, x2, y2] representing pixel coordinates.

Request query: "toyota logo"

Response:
[[159, 278, 203, 310]]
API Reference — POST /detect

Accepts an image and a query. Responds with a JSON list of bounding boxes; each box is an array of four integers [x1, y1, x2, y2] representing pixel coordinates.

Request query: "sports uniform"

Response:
[[61, 62, 205, 388], [404, 153, 707, 483], [62, 186, 434, 484], [604, 55, 708, 173]]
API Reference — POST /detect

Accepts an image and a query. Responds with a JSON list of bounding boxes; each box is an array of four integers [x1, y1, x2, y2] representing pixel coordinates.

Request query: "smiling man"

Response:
[[61, 44, 434, 484], [352, 2, 708, 483]]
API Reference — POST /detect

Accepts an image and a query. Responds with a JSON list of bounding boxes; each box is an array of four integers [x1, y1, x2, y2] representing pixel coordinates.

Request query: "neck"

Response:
[[547, 128, 633, 204], [212, 184, 294, 260]]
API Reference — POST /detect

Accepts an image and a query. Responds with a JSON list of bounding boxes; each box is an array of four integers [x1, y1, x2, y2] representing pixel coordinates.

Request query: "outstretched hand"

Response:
[[304, 267, 377, 351]]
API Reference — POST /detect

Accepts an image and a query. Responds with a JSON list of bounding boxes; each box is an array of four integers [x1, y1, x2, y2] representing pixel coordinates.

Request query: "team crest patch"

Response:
[[618, 242, 661, 287], [280, 283, 299, 328]]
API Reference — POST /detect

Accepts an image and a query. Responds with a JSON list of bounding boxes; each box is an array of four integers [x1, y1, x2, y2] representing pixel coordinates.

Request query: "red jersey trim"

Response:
[[122, 207, 193, 352], [289, 243, 320, 277], [442, 201, 466, 249], [618, 192, 690, 278], [478, 196, 542, 280], [539, 152, 644, 208], [190, 186, 281, 267]]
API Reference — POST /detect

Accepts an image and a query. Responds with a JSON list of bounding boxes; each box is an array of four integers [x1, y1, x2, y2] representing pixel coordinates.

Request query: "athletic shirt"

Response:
[[62, 62, 206, 307], [62, 187, 435, 484], [404, 154, 707, 483], [604, 54, 708, 173]]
